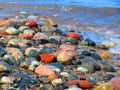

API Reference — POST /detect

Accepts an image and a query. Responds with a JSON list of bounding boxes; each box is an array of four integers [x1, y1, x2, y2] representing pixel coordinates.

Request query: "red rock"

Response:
[[25, 21, 37, 27], [78, 80, 91, 89], [67, 80, 79, 86], [0, 30, 9, 36], [40, 54, 54, 64], [19, 33, 33, 39], [67, 32, 81, 40], [35, 65, 55, 76], [110, 77, 120, 90]]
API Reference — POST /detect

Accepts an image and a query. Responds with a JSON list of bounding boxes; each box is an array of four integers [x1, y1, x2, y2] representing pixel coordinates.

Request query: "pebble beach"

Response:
[[0, 0, 120, 90]]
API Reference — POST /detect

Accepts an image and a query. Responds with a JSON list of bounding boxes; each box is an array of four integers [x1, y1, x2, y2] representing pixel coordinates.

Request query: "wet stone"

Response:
[[40, 76, 49, 83], [0, 48, 7, 56], [103, 73, 116, 82]]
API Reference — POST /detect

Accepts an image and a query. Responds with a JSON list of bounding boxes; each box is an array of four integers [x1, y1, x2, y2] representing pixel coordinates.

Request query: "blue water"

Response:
[[0, 0, 120, 8]]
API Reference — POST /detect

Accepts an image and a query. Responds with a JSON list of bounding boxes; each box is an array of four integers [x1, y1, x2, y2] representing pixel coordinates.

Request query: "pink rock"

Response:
[[32, 32, 48, 40], [109, 77, 120, 90], [35, 65, 55, 76], [60, 45, 75, 51]]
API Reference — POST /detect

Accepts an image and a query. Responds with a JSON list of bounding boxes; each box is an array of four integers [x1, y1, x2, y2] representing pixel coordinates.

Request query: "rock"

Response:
[[90, 53, 102, 61], [66, 38, 78, 45], [94, 83, 113, 90], [25, 21, 37, 27], [98, 50, 114, 60], [46, 18, 57, 27], [32, 32, 48, 40], [6, 27, 18, 35], [25, 47, 38, 56], [56, 28, 67, 36], [19, 33, 33, 39], [81, 57, 101, 72], [82, 63, 94, 73], [67, 87, 82, 90], [101, 41, 116, 48], [67, 32, 81, 40], [3, 54, 13, 65], [76, 66, 88, 73], [49, 62, 64, 71], [28, 49, 39, 58], [49, 36, 61, 45], [0, 61, 12, 72], [40, 54, 55, 64], [18, 26, 29, 32], [0, 30, 9, 35], [103, 64, 116, 72], [78, 80, 91, 89], [52, 78, 63, 86], [7, 38, 18, 46], [23, 29, 35, 34], [109, 77, 120, 90], [86, 75, 100, 87], [0, 76, 13, 83], [60, 45, 75, 51], [67, 80, 79, 86], [103, 73, 116, 82], [39, 48, 53, 54], [35, 65, 55, 76], [60, 72, 70, 77], [84, 38, 96, 46], [81, 50, 91, 56], [48, 65, 61, 72], [57, 52, 72, 65], [14, 72, 29, 78], [48, 74, 57, 82], [67, 75, 79, 80], [0, 48, 7, 56], [40, 76, 49, 83]]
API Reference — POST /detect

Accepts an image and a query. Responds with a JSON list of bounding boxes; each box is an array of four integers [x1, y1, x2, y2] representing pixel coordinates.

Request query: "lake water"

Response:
[[0, 0, 120, 54]]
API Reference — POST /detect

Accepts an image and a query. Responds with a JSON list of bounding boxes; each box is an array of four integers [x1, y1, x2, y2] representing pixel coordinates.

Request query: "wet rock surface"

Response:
[[0, 13, 119, 90]]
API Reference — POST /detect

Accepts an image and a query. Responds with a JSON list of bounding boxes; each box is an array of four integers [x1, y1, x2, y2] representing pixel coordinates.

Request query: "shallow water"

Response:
[[0, 0, 120, 54]]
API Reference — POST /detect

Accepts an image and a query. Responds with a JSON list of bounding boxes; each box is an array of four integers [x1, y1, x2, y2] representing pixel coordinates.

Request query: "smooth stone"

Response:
[[19, 78, 37, 87], [81, 50, 91, 56], [67, 87, 82, 90], [35, 65, 55, 76], [49, 36, 61, 45], [101, 41, 116, 48], [103, 64, 116, 72], [28, 49, 39, 58], [6, 27, 18, 34], [14, 72, 29, 78], [18, 26, 29, 32], [60, 45, 75, 51], [81, 57, 101, 71], [52, 78, 63, 86], [23, 29, 35, 34], [40, 77, 49, 83], [25, 47, 38, 56], [0, 76, 13, 83], [109, 77, 120, 90], [57, 52, 72, 65], [56, 28, 67, 36], [0, 48, 7, 56], [103, 73, 116, 82], [8, 38, 18, 46], [87, 75, 100, 87], [66, 38, 78, 45], [0, 61, 12, 72], [49, 62, 64, 71], [94, 83, 113, 90], [90, 53, 102, 61], [3, 54, 14, 65], [82, 63, 94, 73], [60, 72, 70, 77], [84, 38, 96, 46], [39, 48, 53, 54], [77, 66, 88, 73], [47, 65, 61, 72], [67, 75, 79, 80], [32, 32, 48, 40]]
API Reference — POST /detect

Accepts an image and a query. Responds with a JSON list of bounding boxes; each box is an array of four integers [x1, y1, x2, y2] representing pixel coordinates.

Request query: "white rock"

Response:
[[0, 76, 13, 83], [60, 72, 70, 77], [23, 29, 35, 34], [77, 67, 88, 73], [6, 27, 18, 34], [101, 41, 116, 48], [67, 87, 82, 90], [52, 79, 62, 86]]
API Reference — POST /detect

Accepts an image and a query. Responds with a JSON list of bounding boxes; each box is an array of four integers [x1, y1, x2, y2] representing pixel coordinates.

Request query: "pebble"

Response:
[[76, 66, 88, 73], [0, 76, 13, 83], [52, 78, 63, 86]]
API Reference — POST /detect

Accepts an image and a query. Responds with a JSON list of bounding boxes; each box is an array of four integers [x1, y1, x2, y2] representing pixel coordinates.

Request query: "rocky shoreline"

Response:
[[0, 13, 120, 90]]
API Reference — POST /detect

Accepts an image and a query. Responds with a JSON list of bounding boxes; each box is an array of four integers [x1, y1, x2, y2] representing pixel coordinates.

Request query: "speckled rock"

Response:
[[28, 49, 39, 58], [49, 36, 61, 45], [57, 52, 72, 65], [35, 65, 55, 76]]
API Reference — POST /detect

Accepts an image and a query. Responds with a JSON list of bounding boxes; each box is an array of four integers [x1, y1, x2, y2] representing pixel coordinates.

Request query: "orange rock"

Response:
[[67, 80, 79, 86], [40, 54, 54, 64], [78, 80, 91, 89], [35, 65, 55, 76], [0, 30, 9, 36], [19, 33, 33, 39], [25, 21, 37, 27], [98, 50, 114, 60], [67, 32, 81, 40], [48, 74, 57, 82]]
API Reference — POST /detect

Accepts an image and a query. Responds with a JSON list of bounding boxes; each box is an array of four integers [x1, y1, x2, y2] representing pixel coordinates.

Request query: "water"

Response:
[[0, 0, 120, 54]]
